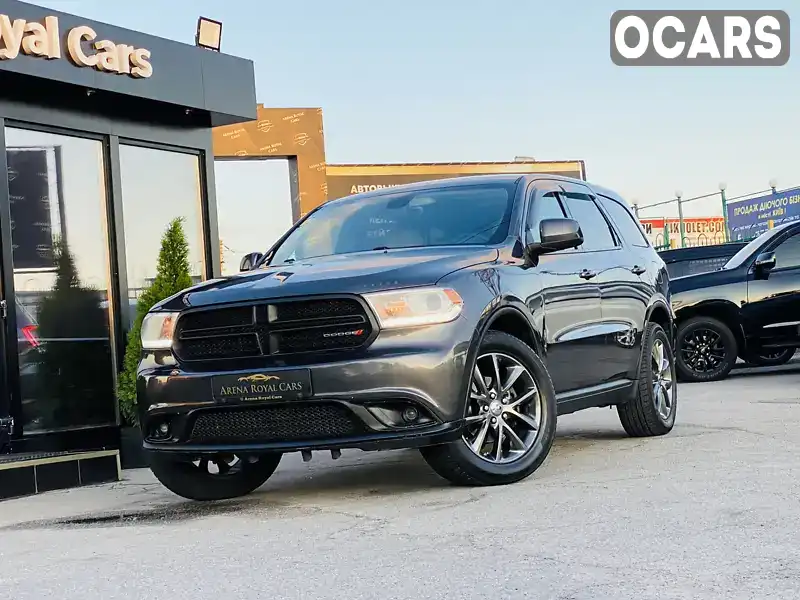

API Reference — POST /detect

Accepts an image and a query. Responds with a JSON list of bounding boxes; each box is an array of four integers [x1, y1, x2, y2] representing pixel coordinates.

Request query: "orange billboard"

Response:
[[212, 106, 587, 220], [325, 161, 587, 200], [640, 217, 726, 248]]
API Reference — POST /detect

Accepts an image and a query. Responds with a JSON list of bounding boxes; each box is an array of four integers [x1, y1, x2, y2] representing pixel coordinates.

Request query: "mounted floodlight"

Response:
[[196, 17, 223, 52]]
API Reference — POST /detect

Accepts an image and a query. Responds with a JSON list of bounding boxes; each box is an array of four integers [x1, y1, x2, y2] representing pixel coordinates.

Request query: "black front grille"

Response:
[[174, 297, 372, 361], [188, 404, 365, 443]]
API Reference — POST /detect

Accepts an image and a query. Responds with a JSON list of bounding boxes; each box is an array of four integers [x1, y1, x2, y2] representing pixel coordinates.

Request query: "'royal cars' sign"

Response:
[[0, 13, 152, 78]]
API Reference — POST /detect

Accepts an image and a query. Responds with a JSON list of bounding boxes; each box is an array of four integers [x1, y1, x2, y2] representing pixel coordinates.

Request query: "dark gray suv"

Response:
[[137, 175, 676, 500]]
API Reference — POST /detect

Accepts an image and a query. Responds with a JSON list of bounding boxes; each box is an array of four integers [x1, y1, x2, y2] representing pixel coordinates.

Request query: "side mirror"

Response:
[[239, 252, 264, 272], [526, 218, 583, 257], [754, 251, 776, 274]]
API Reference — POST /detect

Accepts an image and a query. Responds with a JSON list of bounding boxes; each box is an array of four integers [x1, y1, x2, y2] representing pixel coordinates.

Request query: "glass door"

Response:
[[3, 126, 117, 435], [0, 276, 11, 449]]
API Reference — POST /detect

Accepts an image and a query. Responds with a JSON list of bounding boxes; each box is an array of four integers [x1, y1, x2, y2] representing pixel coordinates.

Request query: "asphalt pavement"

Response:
[[2, 361, 800, 599]]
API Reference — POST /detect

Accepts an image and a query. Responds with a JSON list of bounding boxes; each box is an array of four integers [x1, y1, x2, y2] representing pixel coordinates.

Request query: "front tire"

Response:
[[618, 322, 676, 437], [149, 453, 282, 501], [675, 316, 738, 382], [420, 331, 557, 486]]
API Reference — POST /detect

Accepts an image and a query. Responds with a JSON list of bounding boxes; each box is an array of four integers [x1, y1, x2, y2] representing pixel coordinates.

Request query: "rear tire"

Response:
[[675, 316, 738, 382], [149, 452, 282, 501], [742, 347, 795, 367], [421, 331, 557, 487], [618, 322, 676, 437]]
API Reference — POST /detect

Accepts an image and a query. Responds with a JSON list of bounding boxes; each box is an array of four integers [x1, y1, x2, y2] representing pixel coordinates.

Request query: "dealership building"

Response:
[[212, 105, 587, 221], [0, 3, 588, 499], [0, 0, 256, 498]]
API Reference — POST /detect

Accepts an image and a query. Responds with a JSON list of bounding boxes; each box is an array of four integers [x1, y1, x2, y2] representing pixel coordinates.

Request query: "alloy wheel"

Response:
[[462, 352, 542, 464], [652, 338, 675, 420], [192, 454, 244, 476], [759, 349, 789, 360], [680, 328, 726, 374]]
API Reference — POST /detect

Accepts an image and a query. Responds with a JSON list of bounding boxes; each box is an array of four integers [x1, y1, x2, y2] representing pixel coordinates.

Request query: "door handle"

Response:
[[579, 269, 597, 280], [631, 265, 647, 275]]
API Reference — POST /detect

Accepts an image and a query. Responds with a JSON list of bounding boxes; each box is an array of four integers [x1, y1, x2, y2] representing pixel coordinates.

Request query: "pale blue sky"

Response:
[[37, 0, 799, 218]]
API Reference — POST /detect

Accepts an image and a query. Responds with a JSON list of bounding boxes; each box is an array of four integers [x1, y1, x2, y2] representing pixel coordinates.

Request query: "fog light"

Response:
[[402, 406, 419, 423], [149, 422, 172, 440]]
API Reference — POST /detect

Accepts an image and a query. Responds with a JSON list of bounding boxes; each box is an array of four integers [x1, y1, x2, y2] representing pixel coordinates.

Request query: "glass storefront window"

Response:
[[5, 127, 116, 432], [118, 145, 204, 326]]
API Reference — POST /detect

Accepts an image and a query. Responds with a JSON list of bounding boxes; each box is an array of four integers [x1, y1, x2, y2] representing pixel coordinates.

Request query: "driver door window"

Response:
[[560, 192, 618, 252], [526, 191, 567, 244], [773, 233, 800, 270]]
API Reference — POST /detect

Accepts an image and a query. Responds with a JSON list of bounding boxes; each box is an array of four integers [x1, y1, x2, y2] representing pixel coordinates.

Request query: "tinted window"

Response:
[[724, 223, 792, 270], [774, 233, 800, 269], [270, 183, 518, 265], [526, 191, 566, 242], [562, 192, 617, 251], [602, 197, 649, 247]]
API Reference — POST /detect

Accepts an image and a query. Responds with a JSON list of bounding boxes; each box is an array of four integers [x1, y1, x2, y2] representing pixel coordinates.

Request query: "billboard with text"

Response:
[[725, 187, 800, 241], [326, 161, 587, 200], [640, 217, 726, 248]]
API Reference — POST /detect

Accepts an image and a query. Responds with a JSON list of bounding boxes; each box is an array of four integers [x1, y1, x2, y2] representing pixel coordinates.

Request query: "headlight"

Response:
[[364, 287, 463, 330], [140, 311, 179, 350]]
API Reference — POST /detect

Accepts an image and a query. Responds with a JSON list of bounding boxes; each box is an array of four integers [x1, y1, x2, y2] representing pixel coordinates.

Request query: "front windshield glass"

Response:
[[723, 223, 791, 270], [268, 182, 519, 265]]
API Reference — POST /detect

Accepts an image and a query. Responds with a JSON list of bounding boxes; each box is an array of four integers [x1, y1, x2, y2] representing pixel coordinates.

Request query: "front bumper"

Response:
[[137, 322, 472, 456]]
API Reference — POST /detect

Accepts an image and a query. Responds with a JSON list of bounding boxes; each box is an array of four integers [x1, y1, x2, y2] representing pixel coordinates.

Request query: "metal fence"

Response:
[[646, 225, 732, 251], [633, 182, 786, 250]]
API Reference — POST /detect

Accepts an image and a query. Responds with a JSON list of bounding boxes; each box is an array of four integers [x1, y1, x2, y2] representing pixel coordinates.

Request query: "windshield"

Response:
[[723, 223, 792, 270], [268, 182, 519, 265]]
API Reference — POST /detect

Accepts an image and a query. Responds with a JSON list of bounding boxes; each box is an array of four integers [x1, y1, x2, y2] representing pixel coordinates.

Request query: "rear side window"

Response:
[[601, 196, 650, 247], [561, 192, 617, 251]]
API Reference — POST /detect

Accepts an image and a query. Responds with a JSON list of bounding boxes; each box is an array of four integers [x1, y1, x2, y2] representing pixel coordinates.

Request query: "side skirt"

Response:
[[556, 380, 636, 416]]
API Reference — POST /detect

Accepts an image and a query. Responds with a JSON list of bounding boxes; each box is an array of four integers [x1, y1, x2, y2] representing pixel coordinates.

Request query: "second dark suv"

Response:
[[137, 175, 677, 500], [671, 221, 800, 381]]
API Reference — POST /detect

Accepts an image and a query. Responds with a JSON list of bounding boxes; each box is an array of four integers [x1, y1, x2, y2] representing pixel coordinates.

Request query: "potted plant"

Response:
[[117, 218, 193, 469]]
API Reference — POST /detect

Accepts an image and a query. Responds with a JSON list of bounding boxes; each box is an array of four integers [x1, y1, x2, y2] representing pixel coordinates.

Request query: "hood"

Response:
[[670, 265, 746, 313], [670, 266, 742, 296], [158, 246, 499, 310]]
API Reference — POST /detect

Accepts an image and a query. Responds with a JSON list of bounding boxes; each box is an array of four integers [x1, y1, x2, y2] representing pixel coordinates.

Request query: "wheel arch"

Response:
[[675, 300, 745, 351], [631, 301, 675, 382], [458, 302, 545, 419], [645, 300, 674, 342], [482, 305, 544, 356]]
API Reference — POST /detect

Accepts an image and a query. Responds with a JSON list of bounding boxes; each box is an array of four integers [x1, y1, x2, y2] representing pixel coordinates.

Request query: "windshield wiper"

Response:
[[372, 246, 391, 251]]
